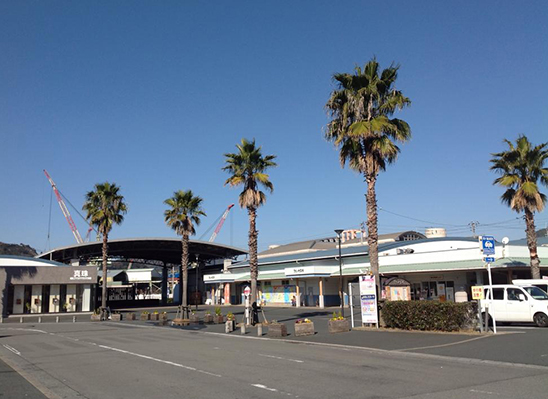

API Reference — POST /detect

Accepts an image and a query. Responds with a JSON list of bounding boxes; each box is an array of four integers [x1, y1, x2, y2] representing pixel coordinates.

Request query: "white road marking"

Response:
[[259, 353, 304, 363], [396, 335, 492, 352], [252, 384, 278, 392], [470, 389, 498, 395], [97, 344, 222, 377], [2, 344, 21, 356]]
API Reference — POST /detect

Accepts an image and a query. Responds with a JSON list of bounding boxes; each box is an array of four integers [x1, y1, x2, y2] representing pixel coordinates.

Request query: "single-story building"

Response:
[[203, 231, 548, 307], [1, 255, 97, 316]]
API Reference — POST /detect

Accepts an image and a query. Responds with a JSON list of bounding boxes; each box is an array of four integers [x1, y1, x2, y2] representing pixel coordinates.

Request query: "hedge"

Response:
[[381, 301, 477, 332]]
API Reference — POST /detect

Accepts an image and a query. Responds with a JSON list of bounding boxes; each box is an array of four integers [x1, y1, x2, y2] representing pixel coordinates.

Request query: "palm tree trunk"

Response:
[[102, 233, 108, 311], [182, 234, 189, 307], [365, 174, 380, 296], [524, 209, 541, 279], [248, 207, 258, 305]]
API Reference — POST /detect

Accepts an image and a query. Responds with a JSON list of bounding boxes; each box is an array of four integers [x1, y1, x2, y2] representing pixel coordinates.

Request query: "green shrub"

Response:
[[382, 301, 476, 332]]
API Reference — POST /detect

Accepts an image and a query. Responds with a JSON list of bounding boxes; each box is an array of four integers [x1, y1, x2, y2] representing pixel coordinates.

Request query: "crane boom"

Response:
[[43, 169, 84, 244], [209, 204, 234, 242]]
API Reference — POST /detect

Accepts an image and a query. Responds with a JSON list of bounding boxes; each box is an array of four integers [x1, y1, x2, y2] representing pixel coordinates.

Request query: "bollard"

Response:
[[225, 321, 231, 334], [0, 316, 3, 324], [257, 324, 263, 337], [56, 316, 60, 323], [241, 323, 246, 335], [38, 317, 42, 323], [73, 316, 76, 323], [20, 317, 23, 323]]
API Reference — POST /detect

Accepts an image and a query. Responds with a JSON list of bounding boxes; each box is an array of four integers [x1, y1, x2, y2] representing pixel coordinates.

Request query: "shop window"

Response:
[[281, 280, 290, 285], [263, 281, 271, 287]]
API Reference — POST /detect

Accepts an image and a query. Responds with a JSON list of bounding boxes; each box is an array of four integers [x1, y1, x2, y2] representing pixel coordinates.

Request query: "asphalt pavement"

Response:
[[1, 305, 548, 398]]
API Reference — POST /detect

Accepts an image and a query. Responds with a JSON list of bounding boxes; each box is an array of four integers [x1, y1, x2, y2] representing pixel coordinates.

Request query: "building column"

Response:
[[224, 283, 231, 305], [319, 278, 324, 309], [296, 279, 300, 308], [161, 266, 168, 306], [475, 271, 484, 285]]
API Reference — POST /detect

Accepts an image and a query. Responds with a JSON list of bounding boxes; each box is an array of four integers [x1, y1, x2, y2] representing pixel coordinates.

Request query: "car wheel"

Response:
[[533, 313, 548, 327], [481, 312, 493, 327]]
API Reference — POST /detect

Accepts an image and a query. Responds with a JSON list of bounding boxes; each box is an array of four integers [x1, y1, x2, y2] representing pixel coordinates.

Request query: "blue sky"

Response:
[[1, 1, 547, 253]]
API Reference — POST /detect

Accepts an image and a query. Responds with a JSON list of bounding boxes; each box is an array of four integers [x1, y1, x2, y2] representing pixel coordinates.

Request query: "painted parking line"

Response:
[[97, 344, 222, 378], [2, 344, 21, 356], [259, 353, 304, 363]]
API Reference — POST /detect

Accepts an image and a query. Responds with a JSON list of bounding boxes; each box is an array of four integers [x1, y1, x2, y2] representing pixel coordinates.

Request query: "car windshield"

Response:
[[523, 286, 548, 300]]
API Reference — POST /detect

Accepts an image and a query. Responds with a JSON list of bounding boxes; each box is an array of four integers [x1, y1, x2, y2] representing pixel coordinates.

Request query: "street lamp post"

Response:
[[334, 229, 344, 318], [194, 255, 199, 311]]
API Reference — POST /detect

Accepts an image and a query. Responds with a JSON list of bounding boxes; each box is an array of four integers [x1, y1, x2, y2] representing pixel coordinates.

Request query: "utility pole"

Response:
[[469, 221, 480, 238]]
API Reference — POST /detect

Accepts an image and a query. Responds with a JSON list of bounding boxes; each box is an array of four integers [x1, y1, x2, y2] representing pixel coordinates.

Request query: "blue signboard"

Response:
[[484, 257, 495, 263], [481, 236, 496, 256]]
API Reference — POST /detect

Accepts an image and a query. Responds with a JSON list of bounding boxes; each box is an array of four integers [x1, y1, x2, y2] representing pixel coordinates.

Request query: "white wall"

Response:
[[50, 285, 60, 313], [31, 285, 42, 313], [82, 285, 91, 312], [66, 284, 76, 312]]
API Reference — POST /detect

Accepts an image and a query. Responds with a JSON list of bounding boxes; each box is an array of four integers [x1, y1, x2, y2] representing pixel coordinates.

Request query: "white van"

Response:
[[480, 284, 548, 327], [512, 279, 548, 294]]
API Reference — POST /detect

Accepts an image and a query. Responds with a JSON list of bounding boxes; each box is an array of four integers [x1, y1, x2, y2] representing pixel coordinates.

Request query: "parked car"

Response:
[[480, 284, 548, 327], [512, 279, 548, 294]]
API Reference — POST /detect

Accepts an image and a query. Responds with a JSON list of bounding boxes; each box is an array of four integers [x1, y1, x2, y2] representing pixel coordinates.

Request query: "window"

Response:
[[263, 281, 271, 287], [281, 280, 290, 285], [507, 288, 525, 301], [492, 288, 504, 300]]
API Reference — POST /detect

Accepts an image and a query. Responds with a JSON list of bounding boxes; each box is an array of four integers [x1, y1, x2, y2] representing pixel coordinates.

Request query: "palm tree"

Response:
[[164, 190, 206, 308], [490, 135, 548, 279], [223, 138, 277, 308], [82, 182, 127, 315], [325, 58, 411, 297]]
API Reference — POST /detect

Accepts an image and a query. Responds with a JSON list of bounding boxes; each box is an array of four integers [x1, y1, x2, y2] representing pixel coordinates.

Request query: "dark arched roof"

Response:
[[37, 238, 247, 266]]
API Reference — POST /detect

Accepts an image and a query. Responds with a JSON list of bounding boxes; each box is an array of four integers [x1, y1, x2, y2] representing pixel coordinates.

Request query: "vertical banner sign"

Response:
[[359, 275, 378, 324]]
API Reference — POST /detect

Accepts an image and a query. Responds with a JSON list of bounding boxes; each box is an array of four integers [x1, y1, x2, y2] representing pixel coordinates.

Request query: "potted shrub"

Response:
[[110, 312, 122, 321], [126, 312, 136, 321], [150, 311, 160, 321], [226, 312, 236, 331], [190, 310, 201, 324], [140, 311, 150, 321], [294, 318, 314, 337], [328, 312, 350, 333], [203, 310, 213, 324], [214, 306, 224, 324], [267, 320, 288, 337], [91, 308, 102, 321], [158, 312, 168, 325]]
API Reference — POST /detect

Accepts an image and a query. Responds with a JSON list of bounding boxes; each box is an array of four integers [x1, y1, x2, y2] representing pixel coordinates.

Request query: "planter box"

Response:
[[110, 314, 122, 321], [126, 313, 136, 321], [190, 314, 201, 324], [328, 319, 350, 334], [158, 319, 168, 326], [214, 315, 224, 324], [150, 313, 160, 321], [140, 314, 151, 321], [203, 314, 214, 324], [294, 322, 315, 337], [91, 314, 101, 322], [172, 318, 190, 326], [267, 323, 288, 337]]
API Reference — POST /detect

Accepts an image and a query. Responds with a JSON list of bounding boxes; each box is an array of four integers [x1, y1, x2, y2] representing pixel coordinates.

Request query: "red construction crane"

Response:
[[43, 169, 84, 244], [209, 204, 234, 242]]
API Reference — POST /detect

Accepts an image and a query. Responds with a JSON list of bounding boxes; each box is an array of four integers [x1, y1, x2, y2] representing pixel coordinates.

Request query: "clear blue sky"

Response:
[[1, 1, 547, 253]]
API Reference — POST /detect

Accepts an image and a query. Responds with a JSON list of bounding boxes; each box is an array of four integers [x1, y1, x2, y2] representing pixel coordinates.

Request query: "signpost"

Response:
[[471, 286, 485, 333], [480, 236, 497, 334], [243, 286, 251, 325], [359, 275, 378, 328]]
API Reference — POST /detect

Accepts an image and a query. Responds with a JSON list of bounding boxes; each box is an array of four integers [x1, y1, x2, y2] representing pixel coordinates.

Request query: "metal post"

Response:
[[349, 282, 354, 328], [487, 262, 497, 334], [195, 255, 199, 311], [335, 229, 344, 318], [257, 324, 263, 336]]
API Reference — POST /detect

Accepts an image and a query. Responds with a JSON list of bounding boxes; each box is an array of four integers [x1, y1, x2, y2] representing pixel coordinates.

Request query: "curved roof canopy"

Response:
[[37, 238, 247, 266]]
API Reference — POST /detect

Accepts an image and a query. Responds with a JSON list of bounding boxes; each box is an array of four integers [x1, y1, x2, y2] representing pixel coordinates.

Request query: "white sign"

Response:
[[243, 286, 251, 295], [70, 269, 92, 281], [359, 275, 378, 324]]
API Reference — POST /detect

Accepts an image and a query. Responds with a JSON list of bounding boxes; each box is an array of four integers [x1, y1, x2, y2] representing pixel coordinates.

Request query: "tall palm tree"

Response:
[[325, 58, 411, 297], [82, 182, 127, 315], [490, 135, 548, 279], [223, 138, 277, 307], [164, 190, 206, 308]]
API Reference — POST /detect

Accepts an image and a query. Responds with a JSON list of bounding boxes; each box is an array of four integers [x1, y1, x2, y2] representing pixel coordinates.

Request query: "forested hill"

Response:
[[0, 242, 38, 257]]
